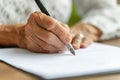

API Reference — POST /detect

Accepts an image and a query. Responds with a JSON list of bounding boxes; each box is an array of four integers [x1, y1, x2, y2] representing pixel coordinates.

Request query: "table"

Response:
[[0, 38, 120, 80]]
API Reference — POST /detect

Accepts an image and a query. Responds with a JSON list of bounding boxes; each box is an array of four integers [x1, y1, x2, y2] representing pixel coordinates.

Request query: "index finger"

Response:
[[34, 12, 71, 44]]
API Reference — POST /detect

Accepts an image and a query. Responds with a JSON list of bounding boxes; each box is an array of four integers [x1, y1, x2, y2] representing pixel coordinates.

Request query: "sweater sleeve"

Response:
[[74, 0, 120, 40]]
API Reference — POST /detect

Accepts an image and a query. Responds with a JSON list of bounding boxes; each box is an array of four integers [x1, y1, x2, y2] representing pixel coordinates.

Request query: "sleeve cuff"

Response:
[[81, 15, 120, 40]]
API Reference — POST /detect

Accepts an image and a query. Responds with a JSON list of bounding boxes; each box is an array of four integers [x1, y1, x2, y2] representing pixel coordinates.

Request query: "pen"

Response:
[[34, 0, 75, 55]]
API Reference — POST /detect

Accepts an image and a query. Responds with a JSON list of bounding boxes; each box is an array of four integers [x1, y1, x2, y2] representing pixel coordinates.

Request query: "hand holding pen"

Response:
[[18, 11, 72, 53], [18, 0, 75, 54], [34, 0, 75, 55]]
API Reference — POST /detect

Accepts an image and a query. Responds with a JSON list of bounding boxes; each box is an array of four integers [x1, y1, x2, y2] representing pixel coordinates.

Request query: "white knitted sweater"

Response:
[[0, 0, 72, 24], [0, 0, 120, 40]]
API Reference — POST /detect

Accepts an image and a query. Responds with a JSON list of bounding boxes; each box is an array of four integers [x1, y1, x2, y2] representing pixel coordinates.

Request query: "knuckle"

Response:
[[45, 17, 57, 30], [30, 12, 38, 18], [45, 32, 54, 42], [28, 12, 38, 23], [52, 24, 59, 33], [30, 12, 44, 22]]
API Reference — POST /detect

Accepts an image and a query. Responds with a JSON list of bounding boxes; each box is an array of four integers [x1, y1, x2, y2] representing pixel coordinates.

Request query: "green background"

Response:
[[67, 4, 80, 27]]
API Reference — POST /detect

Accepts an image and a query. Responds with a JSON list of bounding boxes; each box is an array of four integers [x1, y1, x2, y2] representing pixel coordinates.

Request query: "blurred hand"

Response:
[[18, 12, 71, 53], [70, 22, 102, 49]]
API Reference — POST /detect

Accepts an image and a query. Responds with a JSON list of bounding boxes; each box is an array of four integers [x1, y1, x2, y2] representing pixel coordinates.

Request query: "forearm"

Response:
[[0, 24, 25, 47]]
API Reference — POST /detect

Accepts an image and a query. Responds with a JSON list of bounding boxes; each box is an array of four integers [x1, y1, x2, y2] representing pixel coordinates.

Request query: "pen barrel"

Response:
[[66, 43, 75, 55], [35, 0, 51, 16]]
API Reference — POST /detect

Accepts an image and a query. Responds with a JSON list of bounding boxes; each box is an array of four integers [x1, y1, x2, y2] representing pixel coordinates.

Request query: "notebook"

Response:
[[0, 43, 120, 79]]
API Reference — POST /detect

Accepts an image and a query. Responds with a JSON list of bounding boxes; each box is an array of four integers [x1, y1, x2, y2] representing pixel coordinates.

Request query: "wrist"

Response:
[[0, 24, 25, 47], [15, 24, 26, 48]]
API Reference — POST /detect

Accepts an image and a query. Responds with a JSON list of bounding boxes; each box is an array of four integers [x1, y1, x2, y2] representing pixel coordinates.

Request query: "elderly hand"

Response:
[[70, 22, 102, 49], [18, 12, 71, 53]]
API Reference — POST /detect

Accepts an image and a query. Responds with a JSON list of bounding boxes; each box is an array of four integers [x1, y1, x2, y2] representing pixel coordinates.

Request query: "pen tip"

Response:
[[66, 43, 76, 56], [70, 49, 76, 56]]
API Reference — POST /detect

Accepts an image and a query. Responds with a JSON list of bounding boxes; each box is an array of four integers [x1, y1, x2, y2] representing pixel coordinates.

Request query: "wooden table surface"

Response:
[[0, 38, 120, 80]]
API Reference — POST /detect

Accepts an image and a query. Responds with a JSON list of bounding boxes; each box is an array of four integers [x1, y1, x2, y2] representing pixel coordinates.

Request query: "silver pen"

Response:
[[66, 43, 75, 55], [35, 0, 76, 55]]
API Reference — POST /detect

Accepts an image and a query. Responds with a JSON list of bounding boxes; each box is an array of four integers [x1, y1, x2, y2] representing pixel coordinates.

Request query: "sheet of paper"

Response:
[[0, 43, 120, 79]]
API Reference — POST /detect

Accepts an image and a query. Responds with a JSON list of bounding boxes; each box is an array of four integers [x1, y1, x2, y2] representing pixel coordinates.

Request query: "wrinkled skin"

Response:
[[18, 12, 102, 53], [19, 12, 71, 53]]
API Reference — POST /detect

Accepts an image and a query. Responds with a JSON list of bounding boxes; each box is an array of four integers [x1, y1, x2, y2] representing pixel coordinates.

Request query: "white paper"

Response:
[[0, 43, 120, 79]]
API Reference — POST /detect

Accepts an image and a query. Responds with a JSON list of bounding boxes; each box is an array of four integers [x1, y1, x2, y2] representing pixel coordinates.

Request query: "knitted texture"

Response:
[[0, 0, 72, 24]]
